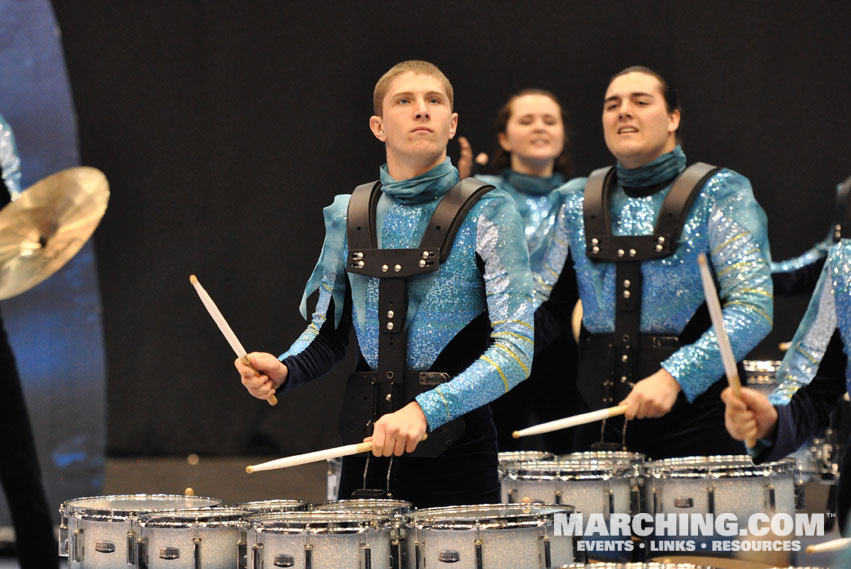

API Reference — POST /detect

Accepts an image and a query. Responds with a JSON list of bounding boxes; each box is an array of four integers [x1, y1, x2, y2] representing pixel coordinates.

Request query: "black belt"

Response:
[[577, 331, 681, 408], [339, 370, 466, 458]]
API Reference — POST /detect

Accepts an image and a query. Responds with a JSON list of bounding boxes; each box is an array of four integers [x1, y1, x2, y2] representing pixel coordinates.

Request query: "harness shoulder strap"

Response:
[[346, 181, 382, 251], [834, 175, 851, 242], [583, 166, 616, 243], [420, 177, 495, 262], [654, 162, 720, 242]]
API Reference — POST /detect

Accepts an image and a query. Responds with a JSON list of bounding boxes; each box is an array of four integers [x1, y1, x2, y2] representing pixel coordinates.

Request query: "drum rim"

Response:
[[501, 459, 640, 479], [644, 455, 798, 478], [497, 450, 557, 462], [60, 493, 223, 519], [313, 498, 412, 515], [407, 503, 573, 529], [236, 498, 309, 512], [248, 511, 395, 533], [138, 507, 248, 528]]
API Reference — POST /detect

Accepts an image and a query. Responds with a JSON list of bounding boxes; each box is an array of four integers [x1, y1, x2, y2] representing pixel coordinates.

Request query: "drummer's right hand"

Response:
[[235, 352, 288, 400], [721, 386, 778, 443]]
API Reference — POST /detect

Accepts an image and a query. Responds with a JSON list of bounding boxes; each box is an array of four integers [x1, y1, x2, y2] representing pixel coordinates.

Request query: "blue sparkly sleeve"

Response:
[[770, 237, 830, 275], [661, 171, 774, 401], [531, 178, 585, 307], [770, 241, 851, 404], [280, 195, 350, 362], [415, 192, 535, 430], [0, 114, 22, 200]]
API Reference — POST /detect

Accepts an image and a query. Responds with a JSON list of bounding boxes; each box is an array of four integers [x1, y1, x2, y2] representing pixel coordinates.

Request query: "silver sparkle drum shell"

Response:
[[500, 460, 644, 517], [642, 455, 798, 524], [246, 511, 395, 569], [405, 504, 579, 569], [136, 508, 246, 569], [58, 494, 222, 568]]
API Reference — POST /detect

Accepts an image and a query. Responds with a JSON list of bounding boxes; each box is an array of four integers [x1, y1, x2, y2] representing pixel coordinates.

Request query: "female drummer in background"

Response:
[[723, 236, 851, 535], [458, 90, 585, 454]]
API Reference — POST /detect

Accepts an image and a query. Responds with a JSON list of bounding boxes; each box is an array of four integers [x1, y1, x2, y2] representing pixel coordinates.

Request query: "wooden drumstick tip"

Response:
[[189, 274, 198, 284], [246, 465, 254, 474], [184, 487, 194, 496], [511, 431, 520, 439]]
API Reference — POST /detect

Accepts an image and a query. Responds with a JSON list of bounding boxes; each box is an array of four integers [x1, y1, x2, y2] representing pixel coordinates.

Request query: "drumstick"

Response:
[[189, 275, 277, 406], [696, 254, 754, 446], [805, 536, 851, 554], [512, 405, 627, 439], [246, 435, 428, 473]]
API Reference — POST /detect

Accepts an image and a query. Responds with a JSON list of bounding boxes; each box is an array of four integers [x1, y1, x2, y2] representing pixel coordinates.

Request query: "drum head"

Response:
[[498, 450, 556, 464], [138, 507, 246, 528], [645, 455, 797, 479], [61, 494, 222, 519], [237, 498, 309, 514], [313, 498, 411, 515], [503, 459, 637, 480]]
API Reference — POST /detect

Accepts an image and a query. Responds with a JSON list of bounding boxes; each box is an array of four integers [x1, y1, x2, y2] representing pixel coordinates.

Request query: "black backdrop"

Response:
[[49, 1, 851, 456]]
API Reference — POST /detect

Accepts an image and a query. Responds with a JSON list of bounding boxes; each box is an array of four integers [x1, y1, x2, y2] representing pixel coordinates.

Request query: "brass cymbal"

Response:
[[0, 166, 109, 300]]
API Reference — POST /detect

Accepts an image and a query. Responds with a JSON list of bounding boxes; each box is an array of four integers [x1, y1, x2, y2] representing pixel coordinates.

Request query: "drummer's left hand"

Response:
[[620, 368, 681, 419], [370, 401, 428, 457]]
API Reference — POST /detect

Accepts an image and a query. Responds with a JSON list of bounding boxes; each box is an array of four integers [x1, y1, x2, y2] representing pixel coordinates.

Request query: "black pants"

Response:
[[0, 316, 59, 568], [572, 377, 745, 460], [337, 406, 500, 508]]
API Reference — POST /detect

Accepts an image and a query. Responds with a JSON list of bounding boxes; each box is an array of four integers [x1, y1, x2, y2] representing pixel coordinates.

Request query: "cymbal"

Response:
[[0, 166, 109, 300]]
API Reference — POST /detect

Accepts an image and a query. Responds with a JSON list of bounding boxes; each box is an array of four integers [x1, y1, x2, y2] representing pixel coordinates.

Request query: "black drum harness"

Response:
[[832, 176, 851, 242], [338, 176, 494, 489], [579, 163, 719, 445]]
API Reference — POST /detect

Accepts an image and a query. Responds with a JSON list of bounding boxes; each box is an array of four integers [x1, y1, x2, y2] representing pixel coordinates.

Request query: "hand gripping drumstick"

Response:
[[696, 254, 754, 446], [245, 435, 428, 473], [512, 405, 627, 439], [189, 275, 277, 406]]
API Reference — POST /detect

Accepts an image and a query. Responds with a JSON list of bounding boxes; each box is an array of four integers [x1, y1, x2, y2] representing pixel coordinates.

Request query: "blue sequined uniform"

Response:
[[535, 146, 773, 457], [750, 240, 851, 534], [279, 159, 534, 506]]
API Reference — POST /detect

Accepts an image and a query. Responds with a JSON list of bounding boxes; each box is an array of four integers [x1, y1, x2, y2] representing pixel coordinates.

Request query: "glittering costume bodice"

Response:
[[281, 160, 534, 430], [0, 114, 22, 201], [771, 239, 851, 404], [477, 171, 579, 274], [534, 147, 773, 401]]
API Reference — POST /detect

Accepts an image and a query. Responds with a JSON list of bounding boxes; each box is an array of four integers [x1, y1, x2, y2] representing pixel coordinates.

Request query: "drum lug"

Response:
[[128, 531, 139, 566], [194, 536, 202, 569], [795, 480, 806, 511], [414, 539, 423, 569], [537, 535, 551, 569], [137, 537, 149, 569], [630, 483, 641, 515], [58, 516, 69, 557], [474, 538, 484, 569], [305, 543, 314, 569], [653, 485, 661, 514], [71, 528, 84, 562], [252, 543, 263, 569], [237, 535, 248, 569], [554, 490, 562, 505], [360, 543, 372, 569], [707, 483, 715, 515], [507, 488, 516, 503], [573, 535, 586, 564], [765, 483, 777, 513], [604, 488, 614, 518]]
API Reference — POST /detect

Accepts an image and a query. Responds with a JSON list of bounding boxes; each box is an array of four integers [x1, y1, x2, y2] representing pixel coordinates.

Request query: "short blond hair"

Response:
[[373, 60, 454, 116]]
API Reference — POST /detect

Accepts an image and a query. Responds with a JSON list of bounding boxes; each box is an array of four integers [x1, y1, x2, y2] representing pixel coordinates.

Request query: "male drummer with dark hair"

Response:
[[533, 66, 773, 459], [235, 60, 534, 507]]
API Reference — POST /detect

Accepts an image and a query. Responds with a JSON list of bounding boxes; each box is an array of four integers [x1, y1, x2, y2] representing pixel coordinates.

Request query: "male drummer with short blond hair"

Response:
[[235, 60, 534, 507], [533, 66, 773, 458]]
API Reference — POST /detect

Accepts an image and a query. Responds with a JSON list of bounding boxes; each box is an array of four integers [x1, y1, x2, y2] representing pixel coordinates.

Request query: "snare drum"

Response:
[[406, 504, 579, 569], [498, 450, 557, 466], [313, 498, 412, 516], [58, 494, 222, 568], [136, 508, 245, 569], [246, 511, 395, 569], [643, 455, 798, 550]]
